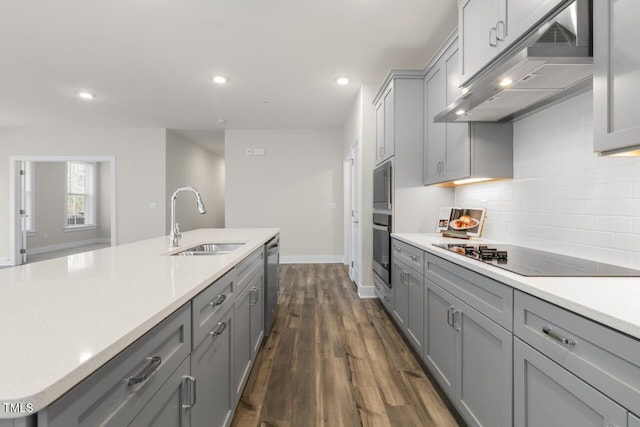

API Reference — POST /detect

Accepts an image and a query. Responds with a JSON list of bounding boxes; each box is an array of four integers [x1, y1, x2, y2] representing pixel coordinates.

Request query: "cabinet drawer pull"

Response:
[[542, 326, 576, 346], [394, 246, 401, 253], [409, 255, 419, 262], [489, 27, 498, 47], [496, 20, 506, 41], [209, 294, 227, 307], [182, 375, 197, 409], [127, 356, 162, 386], [453, 310, 461, 331], [209, 321, 227, 337], [447, 306, 455, 326]]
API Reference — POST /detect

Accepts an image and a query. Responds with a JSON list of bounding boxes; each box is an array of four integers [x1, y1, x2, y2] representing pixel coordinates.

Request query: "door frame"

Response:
[[348, 138, 362, 287], [9, 155, 117, 266]]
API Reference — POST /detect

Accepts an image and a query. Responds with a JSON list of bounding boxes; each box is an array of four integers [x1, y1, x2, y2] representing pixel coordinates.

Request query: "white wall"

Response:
[[0, 127, 167, 261], [26, 162, 110, 252], [456, 91, 640, 270], [165, 130, 225, 233], [343, 84, 378, 295], [225, 129, 343, 262]]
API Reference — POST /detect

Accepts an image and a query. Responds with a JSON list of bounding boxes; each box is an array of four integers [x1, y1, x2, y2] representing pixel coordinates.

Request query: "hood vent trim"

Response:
[[436, 0, 592, 123]]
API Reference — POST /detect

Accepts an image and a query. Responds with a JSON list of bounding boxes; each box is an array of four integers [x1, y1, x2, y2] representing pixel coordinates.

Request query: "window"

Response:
[[65, 162, 96, 228], [23, 161, 35, 233]]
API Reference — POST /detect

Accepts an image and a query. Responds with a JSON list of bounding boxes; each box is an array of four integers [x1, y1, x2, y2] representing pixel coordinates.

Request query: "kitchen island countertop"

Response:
[[0, 228, 279, 418], [393, 233, 640, 341]]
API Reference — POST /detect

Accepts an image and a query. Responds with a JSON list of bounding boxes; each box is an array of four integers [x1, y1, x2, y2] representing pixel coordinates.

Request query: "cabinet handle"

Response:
[[542, 327, 576, 346], [182, 375, 197, 409], [496, 20, 506, 41], [250, 287, 259, 306], [209, 321, 227, 337], [453, 310, 461, 331], [489, 27, 498, 47], [409, 255, 419, 262], [447, 306, 455, 326], [127, 356, 162, 386], [209, 294, 227, 307]]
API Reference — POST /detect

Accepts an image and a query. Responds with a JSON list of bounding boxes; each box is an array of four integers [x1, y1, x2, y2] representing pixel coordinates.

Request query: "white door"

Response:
[[18, 161, 29, 265], [349, 139, 361, 285]]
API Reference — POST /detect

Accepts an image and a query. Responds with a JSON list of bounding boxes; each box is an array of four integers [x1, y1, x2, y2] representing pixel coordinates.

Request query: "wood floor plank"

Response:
[[232, 263, 461, 427]]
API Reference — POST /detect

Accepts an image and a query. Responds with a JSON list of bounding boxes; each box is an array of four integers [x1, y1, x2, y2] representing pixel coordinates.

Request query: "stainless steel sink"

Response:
[[172, 242, 245, 256]]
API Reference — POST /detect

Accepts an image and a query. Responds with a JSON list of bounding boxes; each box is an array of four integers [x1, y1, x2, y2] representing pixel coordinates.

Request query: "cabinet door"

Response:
[[423, 279, 457, 398], [406, 269, 424, 354], [424, 64, 446, 185], [129, 356, 192, 427], [456, 299, 512, 427], [234, 283, 253, 400], [391, 259, 409, 329], [443, 42, 471, 182], [250, 270, 265, 359], [375, 98, 385, 164], [593, 0, 640, 155], [514, 338, 628, 427], [459, 0, 501, 83], [630, 413, 640, 427], [190, 307, 234, 427], [502, 0, 563, 47]]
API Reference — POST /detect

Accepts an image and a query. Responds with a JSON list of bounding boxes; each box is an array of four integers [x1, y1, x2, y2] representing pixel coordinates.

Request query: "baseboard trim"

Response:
[[280, 255, 344, 264], [357, 285, 376, 299], [27, 238, 111, 256], [0, 258, 15, 267]]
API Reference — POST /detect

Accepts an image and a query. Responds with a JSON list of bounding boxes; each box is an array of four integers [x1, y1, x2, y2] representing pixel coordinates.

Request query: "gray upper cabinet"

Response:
[[423, 34, 513, 185], [374, 83, 395, 165], [631, 413, 640, 427], [513, 338, 627, 427], [459, 0, 564, 85], [594, 0, 640, 156]]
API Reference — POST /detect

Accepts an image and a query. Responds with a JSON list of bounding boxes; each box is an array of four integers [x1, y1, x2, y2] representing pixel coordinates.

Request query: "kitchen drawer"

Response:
[[373, 273, 393, 312], [192, 269, 235, 350], [235, 247, 264, 295], [391, 238, 423, 275], [514, 291, 640, 416], [39, 304, 191, 427], [425, 253, 513, 330]]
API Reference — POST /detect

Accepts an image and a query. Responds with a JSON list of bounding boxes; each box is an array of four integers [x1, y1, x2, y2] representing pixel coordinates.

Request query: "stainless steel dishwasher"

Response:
[[264, 235, 280, 335]]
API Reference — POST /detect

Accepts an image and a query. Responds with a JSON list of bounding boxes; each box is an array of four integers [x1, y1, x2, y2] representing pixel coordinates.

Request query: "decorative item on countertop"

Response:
[[435, 207, 486, 238]]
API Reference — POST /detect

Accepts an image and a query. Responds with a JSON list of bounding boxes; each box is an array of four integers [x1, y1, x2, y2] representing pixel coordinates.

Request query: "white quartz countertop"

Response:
[[393, 233, 640, 341], [0, 228, 279, 418]]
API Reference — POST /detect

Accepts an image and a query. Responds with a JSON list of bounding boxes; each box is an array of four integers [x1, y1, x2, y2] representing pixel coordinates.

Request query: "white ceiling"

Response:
[[0, 0, 457, 152]]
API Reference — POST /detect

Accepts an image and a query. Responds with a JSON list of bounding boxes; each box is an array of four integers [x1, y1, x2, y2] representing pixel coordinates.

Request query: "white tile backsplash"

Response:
[[455, 91, 640, 269]]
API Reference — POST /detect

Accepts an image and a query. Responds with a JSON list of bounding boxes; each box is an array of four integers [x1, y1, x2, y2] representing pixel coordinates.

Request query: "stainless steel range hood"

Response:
[[436, 0, 592, 123]]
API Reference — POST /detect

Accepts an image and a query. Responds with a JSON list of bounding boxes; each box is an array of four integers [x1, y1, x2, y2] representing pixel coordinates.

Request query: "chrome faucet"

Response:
[[169, 186, 207, 248]]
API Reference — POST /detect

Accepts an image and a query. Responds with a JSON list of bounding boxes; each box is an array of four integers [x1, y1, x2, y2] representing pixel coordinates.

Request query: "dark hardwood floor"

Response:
[[231, 264, 460, 427]]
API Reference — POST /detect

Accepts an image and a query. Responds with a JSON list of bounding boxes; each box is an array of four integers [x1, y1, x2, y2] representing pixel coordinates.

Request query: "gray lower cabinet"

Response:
[[424, 279, 512, 427], [129, 356, 193, 427], [190, 304, 234, 427], [373, 273, 393, 311], [250, 270, 265, 359], [391, 254, 424, 353], [513, 338, 627, 427], [38, 305, 191, 427]]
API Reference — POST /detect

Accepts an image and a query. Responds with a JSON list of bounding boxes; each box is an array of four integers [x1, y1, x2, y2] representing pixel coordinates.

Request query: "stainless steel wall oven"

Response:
[[373, 213, 391, 288]]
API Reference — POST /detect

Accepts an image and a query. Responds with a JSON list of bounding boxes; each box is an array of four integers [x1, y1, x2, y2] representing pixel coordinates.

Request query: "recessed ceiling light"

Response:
[[77, 91, 96, 100], [499, 78, 513, 87], [212, 76, 227, 84], [336, 77, 349, 85], [456, 109, 465, 115]]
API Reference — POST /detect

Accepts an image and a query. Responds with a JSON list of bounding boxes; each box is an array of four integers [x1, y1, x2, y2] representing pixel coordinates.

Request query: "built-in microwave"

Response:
[[373, 160, 392, 211]]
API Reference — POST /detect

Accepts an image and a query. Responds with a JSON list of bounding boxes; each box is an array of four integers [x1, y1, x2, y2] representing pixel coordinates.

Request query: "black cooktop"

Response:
[[433, 243, 640, 277]]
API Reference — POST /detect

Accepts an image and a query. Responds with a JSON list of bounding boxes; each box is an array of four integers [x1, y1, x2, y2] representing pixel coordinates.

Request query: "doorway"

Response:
[[9, 156, 117, 266], [348, 139, 361, 286]]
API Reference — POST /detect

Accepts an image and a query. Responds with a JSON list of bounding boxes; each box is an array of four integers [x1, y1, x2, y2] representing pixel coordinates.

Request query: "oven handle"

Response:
[[373, 224, 390, 231]]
